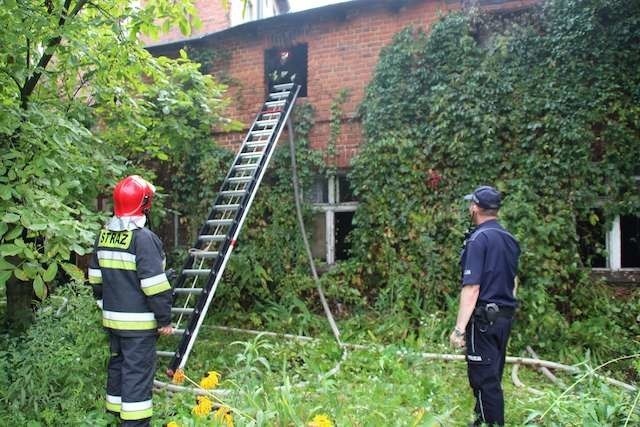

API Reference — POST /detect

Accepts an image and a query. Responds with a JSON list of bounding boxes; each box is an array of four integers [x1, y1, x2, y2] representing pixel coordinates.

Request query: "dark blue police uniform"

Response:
[[460, 219, 520, 426]]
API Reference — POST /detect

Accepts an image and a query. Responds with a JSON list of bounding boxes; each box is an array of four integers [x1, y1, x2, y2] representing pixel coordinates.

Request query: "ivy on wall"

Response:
[[351, 0, 640, 356], [167, 0, 639, 361]]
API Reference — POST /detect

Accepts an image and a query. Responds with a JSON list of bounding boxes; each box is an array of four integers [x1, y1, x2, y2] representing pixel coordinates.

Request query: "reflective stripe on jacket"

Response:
[[88, 226, 172, 336]]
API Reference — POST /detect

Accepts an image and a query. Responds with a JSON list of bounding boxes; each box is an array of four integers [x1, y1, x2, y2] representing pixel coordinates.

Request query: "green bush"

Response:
[[0, 284, 112, 426]]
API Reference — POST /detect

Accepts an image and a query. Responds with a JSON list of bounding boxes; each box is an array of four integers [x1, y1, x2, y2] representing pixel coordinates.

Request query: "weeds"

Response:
[[1, 289, 637, 426]]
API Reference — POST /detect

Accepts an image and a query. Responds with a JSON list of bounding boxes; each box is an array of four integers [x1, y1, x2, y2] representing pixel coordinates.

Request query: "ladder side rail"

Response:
[[170, 90, 288, 291], [169, 85, 300, 374]]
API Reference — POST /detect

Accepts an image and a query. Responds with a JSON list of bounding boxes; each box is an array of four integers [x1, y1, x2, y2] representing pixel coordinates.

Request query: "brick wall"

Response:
[[142, 0, 230, 46], [153, 0, 540, 167]]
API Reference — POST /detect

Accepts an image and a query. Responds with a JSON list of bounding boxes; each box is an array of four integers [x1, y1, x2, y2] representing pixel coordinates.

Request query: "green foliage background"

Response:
[[1, 1, 639, 425], [168, 0, 640, 365], [351, 0, 640, 359], [0, 0, 233, 329]]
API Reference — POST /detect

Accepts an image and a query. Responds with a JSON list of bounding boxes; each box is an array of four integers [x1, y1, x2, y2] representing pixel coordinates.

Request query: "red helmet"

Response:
[[113, 175, 156, 217]]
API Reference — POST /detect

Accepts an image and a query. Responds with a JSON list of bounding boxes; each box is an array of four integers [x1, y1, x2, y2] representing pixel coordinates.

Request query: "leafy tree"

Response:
[[0, 0, 231, 331]]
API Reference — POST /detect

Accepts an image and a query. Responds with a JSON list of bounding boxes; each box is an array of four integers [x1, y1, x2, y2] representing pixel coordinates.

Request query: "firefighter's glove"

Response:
[[449, 327, 466, 350]]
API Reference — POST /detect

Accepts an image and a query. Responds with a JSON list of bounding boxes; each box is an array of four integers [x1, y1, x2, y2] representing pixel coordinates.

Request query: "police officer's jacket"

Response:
[[88, 216, 172, 336], [460, 219, 520, 308]]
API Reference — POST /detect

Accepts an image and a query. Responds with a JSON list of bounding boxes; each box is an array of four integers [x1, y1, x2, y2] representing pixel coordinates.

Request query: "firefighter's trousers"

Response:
[[106, 333, 157, 427]]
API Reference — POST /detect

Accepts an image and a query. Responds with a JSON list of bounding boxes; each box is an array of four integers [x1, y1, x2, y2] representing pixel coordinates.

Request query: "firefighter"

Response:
[[450, 185, 520, 426], [88, 175, 173, 426]]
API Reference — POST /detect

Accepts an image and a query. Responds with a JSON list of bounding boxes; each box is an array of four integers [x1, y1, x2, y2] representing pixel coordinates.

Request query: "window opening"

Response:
[[265, 44, 308, 97]]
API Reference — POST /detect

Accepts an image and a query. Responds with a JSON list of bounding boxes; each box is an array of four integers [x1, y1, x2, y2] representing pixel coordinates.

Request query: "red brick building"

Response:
[[143, 0, 291, 45], [146, 0, 538, 263]]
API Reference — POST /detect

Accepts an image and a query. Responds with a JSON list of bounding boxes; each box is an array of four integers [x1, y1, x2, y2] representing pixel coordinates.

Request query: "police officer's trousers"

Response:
[[465, 316, 512, 426], [107, 333, 157, 427]]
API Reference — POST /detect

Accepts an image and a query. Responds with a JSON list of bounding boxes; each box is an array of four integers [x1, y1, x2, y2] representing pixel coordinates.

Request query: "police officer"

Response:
[[88, 175, 173, 426], [449, 185, 520, 427]]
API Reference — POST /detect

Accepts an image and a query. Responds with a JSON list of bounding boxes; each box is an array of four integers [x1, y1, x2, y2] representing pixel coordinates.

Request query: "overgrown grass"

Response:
[[155, 316, 639, 427], [1, 286, 638, 426]]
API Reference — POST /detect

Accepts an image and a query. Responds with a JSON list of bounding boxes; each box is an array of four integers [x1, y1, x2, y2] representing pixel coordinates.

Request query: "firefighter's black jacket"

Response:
[[88, 225, 172, 336]]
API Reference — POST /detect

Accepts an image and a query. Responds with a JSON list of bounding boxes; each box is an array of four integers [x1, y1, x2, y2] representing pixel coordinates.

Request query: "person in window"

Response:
[[450, 185, 521, 427], [268, 49, 297, 88], [88, 175, 173, 426]]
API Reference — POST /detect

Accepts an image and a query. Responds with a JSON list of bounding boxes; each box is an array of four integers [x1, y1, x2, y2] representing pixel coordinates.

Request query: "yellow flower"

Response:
[[308, 414, 333, 427], [192, 395, 213, 417], [214, 405, 234, 427], [172, 369, 186, 385], [166, 422, 180, 427], [412, 408, 426, 426], [199, 370, 221, 389]]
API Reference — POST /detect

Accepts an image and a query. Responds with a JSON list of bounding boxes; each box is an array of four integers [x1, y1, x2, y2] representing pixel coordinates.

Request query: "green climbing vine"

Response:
[[160, 0, 639, 363], [350, 0, 640, 359], [326, 88, 350, 177]]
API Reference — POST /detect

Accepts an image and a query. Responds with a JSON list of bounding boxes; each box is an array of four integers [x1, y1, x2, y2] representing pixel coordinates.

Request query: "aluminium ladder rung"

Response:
[[273, 82, 294, 90], [239, 152, 263, 160], [182, 269, 211, 276], [233, 164, 258, 171], [189, 249, 220, 259], [260, 112, 281, 119], [245, 141, 268, 149], [250, 129, 275, 137], [173, 329, 185, 336], [157, 351, 175, 357], [198, 235, 227, 242], [269, 91, 290, 100], [173, 288, 203, 295], [220, 190, 246, 197], [227, 176, 253, 184], [255, 119, 279, 127], [213, 204, 240, 210], [265, 100, 286, 108], [171, 307, 195, 315], [206, 219, 234, 227]]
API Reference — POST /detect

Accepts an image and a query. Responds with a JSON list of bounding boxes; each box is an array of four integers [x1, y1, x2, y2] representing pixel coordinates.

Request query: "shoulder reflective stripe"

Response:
[[98, 259, 136, 271], [97, 250, 136, 262], [88, 268, 102, 284], [121, 400, 153, 420], [103, 311, 155, 321], [141, 273, 171, 296], [97, 250, 136, 271]]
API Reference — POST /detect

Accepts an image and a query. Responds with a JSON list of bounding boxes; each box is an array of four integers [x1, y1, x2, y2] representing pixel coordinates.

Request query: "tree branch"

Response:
[[20, 0, 90, 109], [1, 70, 23, 93]]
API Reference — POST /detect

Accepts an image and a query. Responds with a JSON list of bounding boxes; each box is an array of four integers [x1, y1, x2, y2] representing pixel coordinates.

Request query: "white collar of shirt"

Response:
[[106, 215, 146, 231]]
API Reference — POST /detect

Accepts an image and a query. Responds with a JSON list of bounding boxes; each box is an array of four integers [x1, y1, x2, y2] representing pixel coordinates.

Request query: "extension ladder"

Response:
[[160, 83, 301, 377]]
